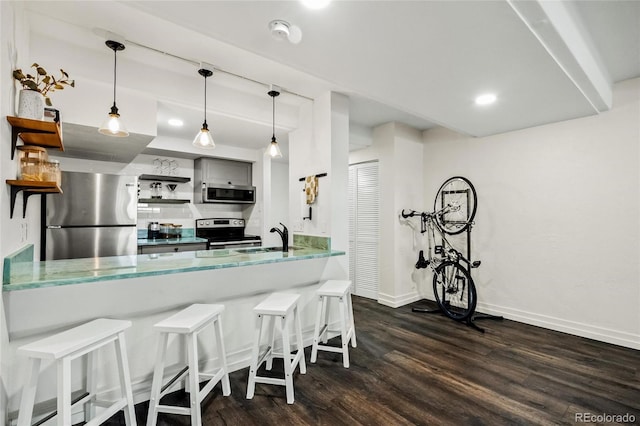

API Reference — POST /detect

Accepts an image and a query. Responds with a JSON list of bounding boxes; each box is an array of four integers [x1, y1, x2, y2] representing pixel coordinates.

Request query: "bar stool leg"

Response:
[[147, 332, 168, 426], [17, 358, 41, 426], [280, 315, 295, 404], [339, 296, 350, 368], [214, 317, 231, 396], [85, 351, 96, 421], [246, 314, 263, 399], [186, 333, 202, 426], [347, 292, 357, 347], [115, 332, 137, 426], [310, 295, 324, 363], [322, 297, 331, 344], [294, 305, 306, 374], [265, 315, 276, 371], [57, 357, 72, 426]]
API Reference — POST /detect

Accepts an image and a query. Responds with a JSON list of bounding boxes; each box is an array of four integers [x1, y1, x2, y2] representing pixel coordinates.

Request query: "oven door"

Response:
[[208, 239, 262, 250]]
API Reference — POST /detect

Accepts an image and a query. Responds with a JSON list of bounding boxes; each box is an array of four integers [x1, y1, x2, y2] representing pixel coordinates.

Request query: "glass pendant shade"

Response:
[[268, 136, 282, 158], [193, 122, 215, 149], [99, 106, 128, 137]]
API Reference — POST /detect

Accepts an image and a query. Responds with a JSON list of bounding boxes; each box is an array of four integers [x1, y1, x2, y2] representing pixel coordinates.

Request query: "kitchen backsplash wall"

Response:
[[52, 153, 255, 235]]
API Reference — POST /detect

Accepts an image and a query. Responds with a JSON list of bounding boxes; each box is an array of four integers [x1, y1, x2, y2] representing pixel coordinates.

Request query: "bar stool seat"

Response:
[[147, 304, 230, 426], [246, 292, 306, 404], [311, 280, 357, 368], [17, 318, 136, 426]]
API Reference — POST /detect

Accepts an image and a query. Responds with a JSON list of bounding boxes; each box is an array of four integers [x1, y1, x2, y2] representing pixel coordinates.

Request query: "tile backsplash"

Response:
[[293, 234, 331, 250]]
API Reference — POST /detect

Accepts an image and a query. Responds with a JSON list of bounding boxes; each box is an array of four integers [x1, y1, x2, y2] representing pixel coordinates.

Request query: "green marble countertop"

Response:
[[137, 237, 208, 246], [3, 246, 345, 292]]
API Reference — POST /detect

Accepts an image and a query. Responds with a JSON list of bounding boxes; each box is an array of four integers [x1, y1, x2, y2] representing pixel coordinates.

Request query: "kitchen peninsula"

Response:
[[2, 236, 346, 421]]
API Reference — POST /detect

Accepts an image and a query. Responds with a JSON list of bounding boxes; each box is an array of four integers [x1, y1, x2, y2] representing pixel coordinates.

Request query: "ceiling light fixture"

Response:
[[193, 65, 215, 149], [98, 39, 129, 137], [301, 0, 331, 9], [267, 85, 283, 159], [168, 118, 183, 127], [475, 93, 497, 106]]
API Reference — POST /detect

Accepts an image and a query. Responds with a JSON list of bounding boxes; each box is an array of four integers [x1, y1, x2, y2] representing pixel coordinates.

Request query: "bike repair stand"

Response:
[[412, 226, 503, 333]]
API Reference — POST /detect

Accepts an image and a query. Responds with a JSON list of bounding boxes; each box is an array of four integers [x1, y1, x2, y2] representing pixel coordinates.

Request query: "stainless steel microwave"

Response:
[[201, 183, 256, 204]]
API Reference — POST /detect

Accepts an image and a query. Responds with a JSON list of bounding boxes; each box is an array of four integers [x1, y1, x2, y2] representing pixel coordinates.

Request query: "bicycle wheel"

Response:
[[434, 176, 477, 235], [432, 261, 477, 321]]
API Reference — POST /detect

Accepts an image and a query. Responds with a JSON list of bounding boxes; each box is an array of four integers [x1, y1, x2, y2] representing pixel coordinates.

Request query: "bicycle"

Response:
[[401, 176, 480, 322]]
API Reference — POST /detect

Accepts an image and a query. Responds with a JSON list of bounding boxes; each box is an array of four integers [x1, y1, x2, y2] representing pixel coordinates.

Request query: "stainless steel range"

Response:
[[195, 218, 261, 249]]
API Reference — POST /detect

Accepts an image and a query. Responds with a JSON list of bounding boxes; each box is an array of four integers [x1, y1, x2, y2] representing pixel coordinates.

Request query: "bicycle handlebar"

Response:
[[401, 209, 418, 218], [402, 204, 457, 220]]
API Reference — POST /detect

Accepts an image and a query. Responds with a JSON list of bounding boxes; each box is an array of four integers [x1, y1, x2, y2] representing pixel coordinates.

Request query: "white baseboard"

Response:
[[476, 301, 640, 350], [378, 290, 421, 308]]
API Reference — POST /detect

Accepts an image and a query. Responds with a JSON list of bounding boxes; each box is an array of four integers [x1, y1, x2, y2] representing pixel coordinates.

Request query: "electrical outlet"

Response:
[[20, 223, 28, 243]]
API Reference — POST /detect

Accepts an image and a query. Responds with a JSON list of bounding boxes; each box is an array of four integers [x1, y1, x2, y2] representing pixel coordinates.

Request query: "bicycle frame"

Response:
[[401, 207, 469, 271]]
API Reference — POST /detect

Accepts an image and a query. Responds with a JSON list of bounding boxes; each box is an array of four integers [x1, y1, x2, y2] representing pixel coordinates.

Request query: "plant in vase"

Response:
[[13, 63, 75, 119]]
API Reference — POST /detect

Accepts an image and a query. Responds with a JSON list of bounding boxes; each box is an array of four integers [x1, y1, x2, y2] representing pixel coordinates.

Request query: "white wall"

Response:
[[422, 78, 640, 349], [350, 122, 424, 307], [288, 91, 349, 282], [289, 92, 349, 248], [52, 153, 264, 236], [0, 3, 29, 422], [263, 161, 289, 247]]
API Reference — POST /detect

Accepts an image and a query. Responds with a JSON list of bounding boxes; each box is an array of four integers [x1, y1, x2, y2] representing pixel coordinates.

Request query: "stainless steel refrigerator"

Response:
[[43, 171, 138, 260]]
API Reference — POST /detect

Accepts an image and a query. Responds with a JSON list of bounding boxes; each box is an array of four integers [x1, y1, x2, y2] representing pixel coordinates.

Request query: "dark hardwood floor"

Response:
[[104, 296, 640, 425]]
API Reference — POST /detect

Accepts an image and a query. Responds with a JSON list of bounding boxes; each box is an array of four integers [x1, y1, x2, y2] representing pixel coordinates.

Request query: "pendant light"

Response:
[[98, 40, 128, 137], [267, 86, 283, 158], [193, 67, 215, 149]]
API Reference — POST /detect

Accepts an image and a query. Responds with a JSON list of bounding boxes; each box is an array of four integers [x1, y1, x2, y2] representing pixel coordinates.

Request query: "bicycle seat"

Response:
[[471, 260, 481, 268]]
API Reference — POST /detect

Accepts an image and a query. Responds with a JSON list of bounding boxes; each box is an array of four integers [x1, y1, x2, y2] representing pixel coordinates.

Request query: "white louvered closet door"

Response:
[[348, 161, 380, 300]]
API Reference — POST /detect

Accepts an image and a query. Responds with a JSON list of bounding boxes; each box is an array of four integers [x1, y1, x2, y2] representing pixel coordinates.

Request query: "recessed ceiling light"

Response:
[[301, 0, 331, 9], [168, 118, 184, 127], [475, 93, 497, 106]]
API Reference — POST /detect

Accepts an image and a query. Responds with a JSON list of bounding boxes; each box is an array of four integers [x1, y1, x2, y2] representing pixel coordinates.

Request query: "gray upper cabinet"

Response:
[[194, 158, 252, 186]]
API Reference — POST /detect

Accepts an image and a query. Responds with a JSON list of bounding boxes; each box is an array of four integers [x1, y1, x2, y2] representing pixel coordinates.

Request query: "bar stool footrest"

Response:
[[254, 377, 286, 386], [156, 405, 190, 416], [84, 398, 127, 426]]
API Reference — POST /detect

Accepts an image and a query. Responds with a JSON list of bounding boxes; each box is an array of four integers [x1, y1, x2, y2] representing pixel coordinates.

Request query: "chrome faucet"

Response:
[[269, 223, 289, 252]]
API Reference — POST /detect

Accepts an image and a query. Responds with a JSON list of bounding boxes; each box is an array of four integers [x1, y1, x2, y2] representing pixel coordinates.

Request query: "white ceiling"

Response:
[[20, 0, 640, 161]]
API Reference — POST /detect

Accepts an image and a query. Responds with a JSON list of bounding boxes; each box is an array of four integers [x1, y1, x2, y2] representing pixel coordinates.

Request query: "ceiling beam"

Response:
[[508, 0, 612, 112]]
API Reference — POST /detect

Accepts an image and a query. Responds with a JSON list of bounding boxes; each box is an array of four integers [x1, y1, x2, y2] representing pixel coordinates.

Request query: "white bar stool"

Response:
[[310, 280, 357, 368], [246, 292, 306, 404], [17, 318, 136, 426], [146, 304, 230, 426]]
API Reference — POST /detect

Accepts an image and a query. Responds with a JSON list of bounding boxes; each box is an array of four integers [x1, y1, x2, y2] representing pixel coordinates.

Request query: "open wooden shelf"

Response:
[[139, 174, 191, 183], [6, 180, 62, 218], [7, 116, 64, 159], [138, 198, 191, 204]]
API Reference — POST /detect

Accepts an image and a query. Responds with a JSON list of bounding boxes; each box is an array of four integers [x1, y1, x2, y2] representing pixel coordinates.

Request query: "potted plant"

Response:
[[13, 63, 74, 120]]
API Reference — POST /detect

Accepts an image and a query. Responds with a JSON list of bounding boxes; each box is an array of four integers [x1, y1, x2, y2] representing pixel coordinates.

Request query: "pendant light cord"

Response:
[[272, 94, 276, 139], [112, 47, 117, 108], [203, 74, 207, 125]]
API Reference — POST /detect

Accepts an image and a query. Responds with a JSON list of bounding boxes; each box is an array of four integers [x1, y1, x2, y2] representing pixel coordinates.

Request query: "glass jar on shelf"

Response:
[[17, 145, 48, 181], [42, 160, 61, 185]]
